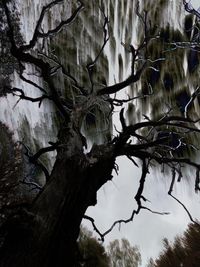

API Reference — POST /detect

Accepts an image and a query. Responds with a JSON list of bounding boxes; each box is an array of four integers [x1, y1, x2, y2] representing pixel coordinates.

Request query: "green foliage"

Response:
[[154, 222, 200, 267]]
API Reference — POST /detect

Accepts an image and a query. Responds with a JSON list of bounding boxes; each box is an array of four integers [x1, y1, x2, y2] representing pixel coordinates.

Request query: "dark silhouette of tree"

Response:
[[0, 0, 200, 266], [152, 222, 200, 267], [146, 258, 155, 267], [78, 226, 110, 267]]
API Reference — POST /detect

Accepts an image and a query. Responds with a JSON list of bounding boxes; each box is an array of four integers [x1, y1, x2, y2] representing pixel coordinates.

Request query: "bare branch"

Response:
[[127, 156, 139, 168], [168, 167, 176, 195], [141, 206, 170, 215], [119, 108, 126, 130], [29, 142, 58, 162], [97, 62, 146, 96], [3, 0, 79, 121], [38, 51, 86, 95], [123, 137, 170, 151], [20, 142, 50, 181], [20, 178, 43, 191], [134, 159, 148, 207], [97, 3, 150, 96], [184, 86, 200, 118], [86, 6, 109, 92], [5, 86, 50, 107], [126, 115, 200, 134], [183, 0, 200, 19], [18, 62, 47, 94], [121, 149, 200, 170], [108, 87, 153, 106], [168, 172, 199, 225], [20, 0, 84, 51], [83, 215, 105, 241], [170, 194, 197, 223]]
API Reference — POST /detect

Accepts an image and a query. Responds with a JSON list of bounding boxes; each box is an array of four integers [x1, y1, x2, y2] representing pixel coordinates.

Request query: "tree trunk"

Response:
[[0, 129, 115, 267]]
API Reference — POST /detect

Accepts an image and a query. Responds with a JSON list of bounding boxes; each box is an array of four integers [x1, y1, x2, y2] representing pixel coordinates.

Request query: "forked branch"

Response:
[[20, 0, 84, 51]]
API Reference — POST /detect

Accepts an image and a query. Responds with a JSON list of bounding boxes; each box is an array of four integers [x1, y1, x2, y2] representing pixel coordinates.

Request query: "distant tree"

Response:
[[79, 227, 142, 267], [153, 222, 200, 267], [146, 258, 155, 267], [78, 226, 110, 267], [107, 238, 141, 267]]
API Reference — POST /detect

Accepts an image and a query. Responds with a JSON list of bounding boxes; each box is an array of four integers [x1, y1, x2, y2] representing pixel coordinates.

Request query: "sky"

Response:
[[190, 0, 200, 9]]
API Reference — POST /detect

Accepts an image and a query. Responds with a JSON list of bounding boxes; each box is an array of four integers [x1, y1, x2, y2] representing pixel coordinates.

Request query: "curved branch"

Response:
[[7, 87, 50, 106], [183, 0, 200, 19], [83, 215, 105, 241], [123, 137, 169, 151], [20, 0, 84, 51], [18, 62, 47, 94], [29, 142, 58, 162], [126, 115, 200, 134], [20, 178, 43, 191], [120, 149, 200, 170], [97, 63, 146, 95], [168, 173, 199, 225], [20, 142, 50, 181]]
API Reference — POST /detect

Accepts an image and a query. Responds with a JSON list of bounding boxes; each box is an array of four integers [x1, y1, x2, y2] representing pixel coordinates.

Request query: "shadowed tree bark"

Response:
[[0, 0, 200, 266]]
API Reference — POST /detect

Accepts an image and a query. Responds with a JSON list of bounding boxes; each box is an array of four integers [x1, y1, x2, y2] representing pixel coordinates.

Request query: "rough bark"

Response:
[[0, 127, 115, 267]]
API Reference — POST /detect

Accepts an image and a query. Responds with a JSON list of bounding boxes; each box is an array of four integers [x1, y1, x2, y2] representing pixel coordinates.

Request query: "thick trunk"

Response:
[[0, 132, 115, 267]]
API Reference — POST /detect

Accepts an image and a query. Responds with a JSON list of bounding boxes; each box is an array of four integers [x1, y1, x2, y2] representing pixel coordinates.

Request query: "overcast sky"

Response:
[[190, 0, 200, 9]]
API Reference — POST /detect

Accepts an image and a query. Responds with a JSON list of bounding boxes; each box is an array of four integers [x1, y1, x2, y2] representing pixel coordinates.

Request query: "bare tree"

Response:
[[0, 0, 200, 266]]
